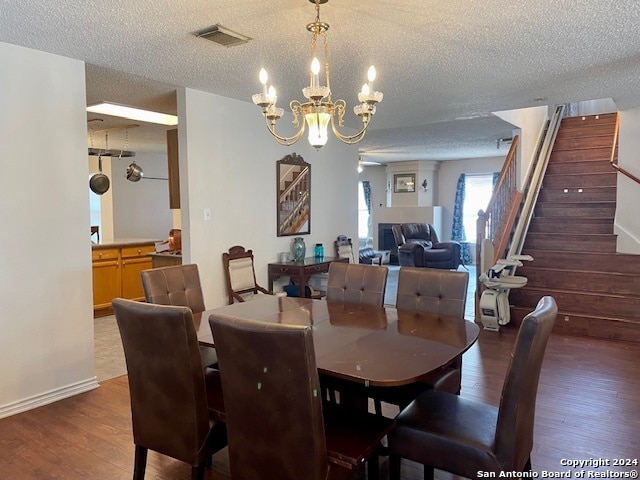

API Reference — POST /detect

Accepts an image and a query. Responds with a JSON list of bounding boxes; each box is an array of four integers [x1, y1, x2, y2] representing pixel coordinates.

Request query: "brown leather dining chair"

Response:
[[140, 263, 217, 369], [388, 296, 558, 480], [209, 315, 394, 480], [222, 245, 271, 304], [368, 267, 470, 415], [326, 261, 388, 307], [112, 298, 227, 480], [324, 261, 389, 407]]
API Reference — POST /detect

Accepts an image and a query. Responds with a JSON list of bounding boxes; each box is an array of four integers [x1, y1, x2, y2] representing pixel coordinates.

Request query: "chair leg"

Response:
[[133, 445, 148, 480], [368, 455, 380, 480], [423, 465, 434, 480], [374, 398, 383, 416], [389, 454, 401, 480], [191, 464, 206, 480]]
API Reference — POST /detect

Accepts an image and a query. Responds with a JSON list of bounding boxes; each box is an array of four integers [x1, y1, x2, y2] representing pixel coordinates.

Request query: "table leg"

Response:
[[298, 274, 308, 298]]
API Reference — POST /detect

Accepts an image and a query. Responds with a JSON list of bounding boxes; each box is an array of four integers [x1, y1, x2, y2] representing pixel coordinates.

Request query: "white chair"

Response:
[[334, 235, 357, 263]]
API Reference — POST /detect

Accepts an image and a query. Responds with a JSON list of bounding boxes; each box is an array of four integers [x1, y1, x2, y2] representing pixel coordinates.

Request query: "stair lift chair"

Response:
[[478, 239, 532, 331]]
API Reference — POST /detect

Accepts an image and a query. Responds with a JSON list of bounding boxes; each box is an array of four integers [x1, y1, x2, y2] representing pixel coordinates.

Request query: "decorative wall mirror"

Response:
[[277, 153, 310, 236]]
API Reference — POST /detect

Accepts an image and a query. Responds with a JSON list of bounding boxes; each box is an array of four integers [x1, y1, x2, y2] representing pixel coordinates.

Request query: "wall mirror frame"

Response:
[[277, 153, 311, 236]]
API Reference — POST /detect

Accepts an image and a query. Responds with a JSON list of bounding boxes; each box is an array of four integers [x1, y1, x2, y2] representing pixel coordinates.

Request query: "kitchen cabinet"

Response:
[[92, 240, 155, 317], [149, 252, 182, 268]]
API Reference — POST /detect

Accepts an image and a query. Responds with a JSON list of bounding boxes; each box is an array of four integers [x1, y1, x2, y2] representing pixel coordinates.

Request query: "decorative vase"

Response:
[[292, 237, 306, 262], [314, 243, 324, 259]]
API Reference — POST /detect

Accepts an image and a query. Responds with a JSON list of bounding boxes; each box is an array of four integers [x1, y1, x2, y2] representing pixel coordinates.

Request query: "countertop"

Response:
[[91, 238, 159, 249]]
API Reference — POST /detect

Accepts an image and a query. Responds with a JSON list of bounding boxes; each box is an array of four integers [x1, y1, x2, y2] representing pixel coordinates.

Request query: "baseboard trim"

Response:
[[0, 377, 100, 419]]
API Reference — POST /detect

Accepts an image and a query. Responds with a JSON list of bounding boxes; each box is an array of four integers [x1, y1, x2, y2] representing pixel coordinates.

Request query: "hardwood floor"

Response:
[[1, 326, 638, 479]]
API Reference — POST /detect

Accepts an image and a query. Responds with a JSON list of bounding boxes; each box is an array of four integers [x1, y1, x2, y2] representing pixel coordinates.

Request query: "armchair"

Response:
[[392, 223, 462, 269]]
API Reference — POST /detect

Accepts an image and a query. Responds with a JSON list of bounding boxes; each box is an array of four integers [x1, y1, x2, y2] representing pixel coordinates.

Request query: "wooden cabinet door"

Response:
[[92, 259, 121, 311], [121, 245, 155, 301]]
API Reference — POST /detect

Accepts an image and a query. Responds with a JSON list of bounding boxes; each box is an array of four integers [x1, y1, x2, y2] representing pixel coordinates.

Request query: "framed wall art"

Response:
[[394, 174, 415, 193]]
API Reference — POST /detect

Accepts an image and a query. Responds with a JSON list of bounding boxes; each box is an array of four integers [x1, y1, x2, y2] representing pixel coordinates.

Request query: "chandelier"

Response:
[[252, 0, 383, 149]]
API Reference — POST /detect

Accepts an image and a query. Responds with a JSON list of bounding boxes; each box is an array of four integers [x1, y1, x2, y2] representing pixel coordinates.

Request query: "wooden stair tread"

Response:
[[518, 265, 640, 277], [513, 284, 637, 299]]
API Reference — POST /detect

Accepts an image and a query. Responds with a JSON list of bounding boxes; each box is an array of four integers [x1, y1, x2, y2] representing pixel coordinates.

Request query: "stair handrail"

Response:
[[609, 113, 640, 185], [279, 166, 309, 202], [476, 135, 521, 268], [279, 190, 310, 233], [508, 103, 566, 257]]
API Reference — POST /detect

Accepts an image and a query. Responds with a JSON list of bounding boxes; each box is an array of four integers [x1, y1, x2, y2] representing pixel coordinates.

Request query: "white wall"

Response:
[[177, 88, 359, 307], [0, 42, 97, 418], [494, 105, 548, 188], [111, 152, 173, 240], [616, 108, 640, 253], [438, 156, 506, 242]]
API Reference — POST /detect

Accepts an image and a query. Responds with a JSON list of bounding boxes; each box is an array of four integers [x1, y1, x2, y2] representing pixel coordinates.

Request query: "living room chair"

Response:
[[326, 262, 388, 307], [368, 267, 470, 415], [208, 315, 394, 480], [392, 223, 462, 269], [140, 263, 217, 369], [112, 298, 227, 480], [222, 245, 271, 304], [388, 296, 557, 480]]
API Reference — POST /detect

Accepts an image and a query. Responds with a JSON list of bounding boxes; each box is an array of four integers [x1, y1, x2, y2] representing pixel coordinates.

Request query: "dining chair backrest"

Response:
[[140, 263, 205, 313], [395, 267, 469, 318], [222, 245, 271, 304], [326, 262, 388, 307], [335, 234, 356, 263], [209, 315, 329, 480], [494, 295, 557, 469], [112, 298, 222, 470]]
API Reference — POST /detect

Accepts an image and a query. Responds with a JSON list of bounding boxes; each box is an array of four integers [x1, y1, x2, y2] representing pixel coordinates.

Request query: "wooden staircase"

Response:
[[509, 113, 640, 343]]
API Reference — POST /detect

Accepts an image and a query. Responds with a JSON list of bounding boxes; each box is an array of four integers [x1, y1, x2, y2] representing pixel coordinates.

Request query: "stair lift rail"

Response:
[[508, 103, 566, 258]]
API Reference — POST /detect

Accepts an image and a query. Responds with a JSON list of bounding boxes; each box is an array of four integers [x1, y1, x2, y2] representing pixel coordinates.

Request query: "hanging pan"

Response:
[[126, 161, 143, 182], [89, 155, 110, 195]]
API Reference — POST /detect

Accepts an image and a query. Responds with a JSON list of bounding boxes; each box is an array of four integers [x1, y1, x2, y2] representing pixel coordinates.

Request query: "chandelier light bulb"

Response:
[[259, 68, 268, 84], [367, 65, 377, 83], [368, 65, 377, 91], [259, 68, 269, 95], [311, 57, 321, 87], [361, 83, 370, 95], [268, 85, 277, 102]]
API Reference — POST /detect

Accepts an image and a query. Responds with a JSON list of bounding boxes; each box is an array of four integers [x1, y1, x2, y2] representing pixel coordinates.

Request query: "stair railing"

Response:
[[609, 112, 640, 185], [476, 135, 521, 271], [279, 167, 310, 234]]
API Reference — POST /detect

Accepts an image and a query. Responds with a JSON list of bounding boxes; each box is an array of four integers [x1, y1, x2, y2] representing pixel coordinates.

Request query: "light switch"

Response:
[[204, 208, 212, 221]]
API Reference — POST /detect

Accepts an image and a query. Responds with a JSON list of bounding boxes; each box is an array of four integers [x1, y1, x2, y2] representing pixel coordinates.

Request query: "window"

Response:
[[358, 181, 369, 240], [462, 174, 494, 242]]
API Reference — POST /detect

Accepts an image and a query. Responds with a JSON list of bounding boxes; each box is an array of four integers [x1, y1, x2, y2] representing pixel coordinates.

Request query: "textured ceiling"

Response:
[[2, 0, 640, 160]]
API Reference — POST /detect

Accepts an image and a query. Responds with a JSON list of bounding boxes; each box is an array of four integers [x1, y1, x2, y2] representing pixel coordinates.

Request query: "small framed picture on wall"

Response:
[[394, 174, 415, 193]]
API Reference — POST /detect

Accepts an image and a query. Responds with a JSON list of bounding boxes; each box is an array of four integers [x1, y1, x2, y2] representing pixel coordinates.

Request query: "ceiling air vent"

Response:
[[195, 25, 250, 47]]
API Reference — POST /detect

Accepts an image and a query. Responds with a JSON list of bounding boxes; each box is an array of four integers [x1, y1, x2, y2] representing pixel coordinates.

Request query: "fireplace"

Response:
[[377, 223, 400, 265]]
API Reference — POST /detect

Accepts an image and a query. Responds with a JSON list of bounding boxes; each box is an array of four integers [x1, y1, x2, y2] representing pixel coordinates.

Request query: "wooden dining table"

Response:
[[194, 295, 480, 388]]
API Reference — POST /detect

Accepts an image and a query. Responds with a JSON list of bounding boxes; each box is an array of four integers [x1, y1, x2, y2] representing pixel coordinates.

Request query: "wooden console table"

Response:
[[268, 256, 348, 298]]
